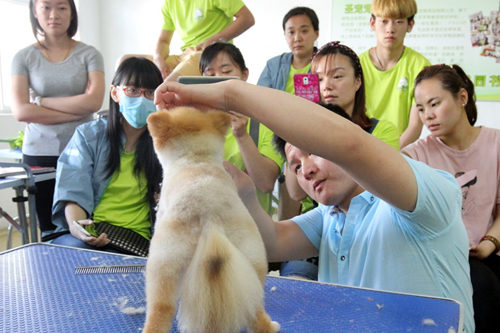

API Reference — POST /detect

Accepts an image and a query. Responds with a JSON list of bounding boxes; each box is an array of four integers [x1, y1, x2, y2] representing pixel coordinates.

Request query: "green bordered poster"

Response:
[[331, 0, 500, 100]]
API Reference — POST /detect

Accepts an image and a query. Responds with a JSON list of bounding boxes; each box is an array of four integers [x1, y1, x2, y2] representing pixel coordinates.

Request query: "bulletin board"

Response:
[[331, 0, 500, 100]]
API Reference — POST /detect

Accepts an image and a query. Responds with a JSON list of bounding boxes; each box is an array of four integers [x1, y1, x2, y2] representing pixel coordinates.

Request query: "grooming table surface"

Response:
[[1, 244, 462, 332]]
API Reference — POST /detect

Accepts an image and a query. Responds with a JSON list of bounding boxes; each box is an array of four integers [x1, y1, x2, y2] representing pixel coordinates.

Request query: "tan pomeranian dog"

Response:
[[143, 107, 280, 333]]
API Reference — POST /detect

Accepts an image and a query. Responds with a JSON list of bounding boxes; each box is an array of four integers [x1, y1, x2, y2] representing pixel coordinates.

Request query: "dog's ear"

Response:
[[147, 110, 173, 147], [209, 111, 232, 137]]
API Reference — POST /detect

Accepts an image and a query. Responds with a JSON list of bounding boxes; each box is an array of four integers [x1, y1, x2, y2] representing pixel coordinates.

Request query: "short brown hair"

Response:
[[370, 0, 417, 21]]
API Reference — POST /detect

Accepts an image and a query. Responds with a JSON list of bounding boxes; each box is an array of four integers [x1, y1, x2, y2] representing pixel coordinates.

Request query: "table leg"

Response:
[[13, 187, 29, 244]]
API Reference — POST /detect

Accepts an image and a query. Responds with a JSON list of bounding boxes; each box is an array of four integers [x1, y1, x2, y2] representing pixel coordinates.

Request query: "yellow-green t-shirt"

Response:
[[91, 152, 151, 240], [371, 118, 400, 151], [359, 47, 431, 135], [224, 121, 284, 214], [161, 0, 245, 50], [285, 63, 311, 95]]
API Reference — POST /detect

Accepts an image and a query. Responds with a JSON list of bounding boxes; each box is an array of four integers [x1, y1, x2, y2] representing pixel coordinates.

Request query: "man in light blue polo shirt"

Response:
[[154, 79, 475, 332], [232, 112, 474, 333]]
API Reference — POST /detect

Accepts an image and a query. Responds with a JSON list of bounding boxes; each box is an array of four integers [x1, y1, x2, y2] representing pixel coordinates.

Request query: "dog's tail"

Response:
[[177, 222, 264, 333]]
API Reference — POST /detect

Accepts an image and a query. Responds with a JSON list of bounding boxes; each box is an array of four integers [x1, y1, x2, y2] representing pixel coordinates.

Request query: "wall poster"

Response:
[[332, 0, 500, 100]]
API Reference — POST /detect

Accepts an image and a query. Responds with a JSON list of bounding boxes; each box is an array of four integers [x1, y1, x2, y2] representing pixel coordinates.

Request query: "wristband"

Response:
[[481, 235, 500, 253], [34, 96, 42, 107]]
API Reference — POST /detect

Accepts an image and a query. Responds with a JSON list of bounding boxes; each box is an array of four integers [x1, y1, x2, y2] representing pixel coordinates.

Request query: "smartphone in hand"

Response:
[[293, 73, 320, 103], [72, 220, 91, 237]]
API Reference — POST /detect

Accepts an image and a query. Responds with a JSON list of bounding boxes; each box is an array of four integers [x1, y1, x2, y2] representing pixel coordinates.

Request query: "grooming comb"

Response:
[[75, 265, 146, 274]]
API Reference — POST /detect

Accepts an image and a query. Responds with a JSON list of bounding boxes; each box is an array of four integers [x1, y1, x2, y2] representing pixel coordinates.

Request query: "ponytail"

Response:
[[451, 65, 477, 126]]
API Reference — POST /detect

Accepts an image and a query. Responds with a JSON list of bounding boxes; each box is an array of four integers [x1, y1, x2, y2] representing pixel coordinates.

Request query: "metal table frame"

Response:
[[0, 162, 55, 244]]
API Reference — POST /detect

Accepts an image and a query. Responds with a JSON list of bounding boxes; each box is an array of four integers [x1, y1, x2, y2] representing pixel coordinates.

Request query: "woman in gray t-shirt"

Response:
[[10, 0, 105, 235]]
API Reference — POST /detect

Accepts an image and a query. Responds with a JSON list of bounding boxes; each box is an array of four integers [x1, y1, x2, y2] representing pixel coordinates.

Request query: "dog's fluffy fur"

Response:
[[143, 107, 280, 333]]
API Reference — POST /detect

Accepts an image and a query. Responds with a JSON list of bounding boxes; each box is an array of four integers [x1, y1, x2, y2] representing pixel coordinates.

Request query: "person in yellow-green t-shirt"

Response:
[[359, 0, 431, 148], [50, 58, 163, 256], [156, 0, 254, 82], [199, 42, 284, 215], [116, 1, 254, 82]]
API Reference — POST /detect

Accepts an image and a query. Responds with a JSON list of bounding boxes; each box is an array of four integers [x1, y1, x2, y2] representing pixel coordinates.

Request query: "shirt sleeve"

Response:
[[291, 205, 326, 250], [11, 47, 29, 76], [85, 45, 105, 73], [257, 60, 273, 88], [161, 0, 175, 31], [214, 0, 246, 18], [410, 56, 432, 106], [393, 156, 462, 235], [52, 125, 98, 228], [371, 119, 400, 151], [401, 143, 418, 159], [257, 123, 284, 172]]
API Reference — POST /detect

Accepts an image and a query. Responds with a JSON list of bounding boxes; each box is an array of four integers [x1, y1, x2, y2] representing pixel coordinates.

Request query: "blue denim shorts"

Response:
[[280, 256, 319, 281]]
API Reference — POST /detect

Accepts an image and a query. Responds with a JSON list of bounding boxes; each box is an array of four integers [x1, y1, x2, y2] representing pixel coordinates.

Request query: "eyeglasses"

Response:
[[119, 86, 155, 100]]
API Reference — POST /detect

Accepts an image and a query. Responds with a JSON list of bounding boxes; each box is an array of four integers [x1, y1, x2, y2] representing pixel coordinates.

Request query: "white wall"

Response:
[[1, 0, 499, 229]]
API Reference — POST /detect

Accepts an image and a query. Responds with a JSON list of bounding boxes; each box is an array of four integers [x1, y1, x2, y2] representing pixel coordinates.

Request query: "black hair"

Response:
[[312, 42, 372, 131], [282, 7, 319, 32], [273, 103, 352, 161], [107, 57, 163, 200], [30, 0, 78, 45], [414, 64, 477, 126], [199, 42, 247, 74]]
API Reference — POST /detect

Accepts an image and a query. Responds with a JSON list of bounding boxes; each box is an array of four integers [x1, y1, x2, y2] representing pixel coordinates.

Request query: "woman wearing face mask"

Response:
[[49, 58, 162, 255], [200, 42, 284, 214]]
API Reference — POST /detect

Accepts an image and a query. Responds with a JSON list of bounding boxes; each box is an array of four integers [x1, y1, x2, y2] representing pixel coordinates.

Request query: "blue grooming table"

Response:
[[0, 244, 463, 332]]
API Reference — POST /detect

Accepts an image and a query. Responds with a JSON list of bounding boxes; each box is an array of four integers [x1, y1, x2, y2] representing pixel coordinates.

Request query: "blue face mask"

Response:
[[119, 95, 156, 129]]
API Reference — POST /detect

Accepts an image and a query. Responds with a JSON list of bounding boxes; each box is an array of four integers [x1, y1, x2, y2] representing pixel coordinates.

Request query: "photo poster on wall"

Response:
[[331, 0, 500, 100]]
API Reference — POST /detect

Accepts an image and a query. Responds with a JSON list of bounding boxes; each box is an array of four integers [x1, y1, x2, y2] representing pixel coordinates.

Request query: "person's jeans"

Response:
[[51, 233, 122, 254], [469, 255, 500, 333], [280, 257, 319, 280]]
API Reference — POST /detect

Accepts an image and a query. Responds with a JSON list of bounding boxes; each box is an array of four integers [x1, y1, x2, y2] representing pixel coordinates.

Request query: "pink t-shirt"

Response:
[[402, 127, 500, 247]]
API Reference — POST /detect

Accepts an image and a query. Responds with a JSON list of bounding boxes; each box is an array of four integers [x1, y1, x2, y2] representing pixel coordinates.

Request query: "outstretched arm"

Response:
[[195, 6, 255, 51], [223, 161, 317, 262], [155, 80, 418, 211]]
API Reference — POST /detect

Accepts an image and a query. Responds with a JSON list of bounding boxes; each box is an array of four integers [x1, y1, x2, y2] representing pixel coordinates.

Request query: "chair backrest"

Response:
[[96, 110, 109, 119]]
